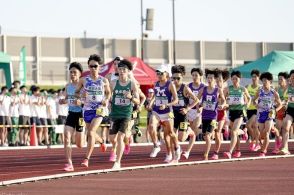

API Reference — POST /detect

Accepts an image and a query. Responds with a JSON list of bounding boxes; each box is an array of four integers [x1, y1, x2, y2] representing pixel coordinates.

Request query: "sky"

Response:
[[0, 0, 294, 42]]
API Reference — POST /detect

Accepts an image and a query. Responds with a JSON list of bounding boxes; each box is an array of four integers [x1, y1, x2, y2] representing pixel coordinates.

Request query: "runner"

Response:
[[148, 65, 181, 162], [198, 69, 225, 160], [75, 54, 111, 167], [61, 62, 85, 171], [171, 65, 198, 161], [246, 70, 261, 151], [223, 70, 251, 159], [211, 69, 229, 160], [253, 72, 282, 157], [187, 68, 205, 144], [272, 72, 288, 154], [280, 69, 294, 155], [109, 59, 140, 169], [8, 87, 20, 146]]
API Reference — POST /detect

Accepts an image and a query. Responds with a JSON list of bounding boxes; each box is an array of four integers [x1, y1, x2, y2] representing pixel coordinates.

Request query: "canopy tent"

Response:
[[0, 52, 13, 88], [82, 57, 157, 94], [233, 50, 294, 80]]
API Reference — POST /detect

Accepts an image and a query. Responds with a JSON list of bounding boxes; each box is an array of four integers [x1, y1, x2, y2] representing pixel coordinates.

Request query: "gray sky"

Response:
[[0, 0, 293, 42]]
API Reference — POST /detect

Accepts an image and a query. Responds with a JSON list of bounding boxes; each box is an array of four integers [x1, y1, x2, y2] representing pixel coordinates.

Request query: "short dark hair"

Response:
[[251, 69, 260, 77], [31, 86, 40, 93], [215, 69, 230, 81], [9, 87, 16, 92], [118, 59, 133, 71], [260, 72, 273, 81], [20, 85, 26, 90], [88, 54, 102, 65], [13, 80, 20, 85], [69, 62, 83, 73], [171, 65, 185, 75], [278, 72, 289, 79], [205, 69, 218, 78], [290, 69, 294, 76], [231, 70, 242, 78], [191, 68, 203, 76]]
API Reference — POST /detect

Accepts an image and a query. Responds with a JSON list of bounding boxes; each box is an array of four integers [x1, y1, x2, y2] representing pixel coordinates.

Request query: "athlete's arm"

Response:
[[252, 89, 260, 107], [103, 78, 111, 107], [218, 88, 226, 109], [59, 84, 68, 104], [184, 85, 198, 110], [74, 78, 84, 98], [166, 82, 178, 108], [128, 81, 140, 105], [243, 88, 251, 107], [274, 91, 282, 112]]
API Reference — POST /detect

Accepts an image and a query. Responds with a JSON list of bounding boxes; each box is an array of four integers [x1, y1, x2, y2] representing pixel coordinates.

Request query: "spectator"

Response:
[[19, 85, 31, 146], [8, 87, 20, 146]]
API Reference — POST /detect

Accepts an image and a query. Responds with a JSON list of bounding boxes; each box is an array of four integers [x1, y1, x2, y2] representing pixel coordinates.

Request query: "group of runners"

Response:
[[62, 53, 294, 171]]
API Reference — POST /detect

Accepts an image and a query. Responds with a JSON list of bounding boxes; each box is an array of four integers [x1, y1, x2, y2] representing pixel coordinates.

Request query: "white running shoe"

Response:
[[182, 151, 190, 159], [112, 162, 121, 169], [175, 146, 181, 161], [164, 154, 173, 163], [150, 147, 161, 158]]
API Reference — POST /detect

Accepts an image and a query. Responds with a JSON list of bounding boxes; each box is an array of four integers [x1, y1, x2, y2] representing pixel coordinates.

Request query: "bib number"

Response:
[[115, 97, 130, 106], [155, 99, 168, 106], [79, 118, 85, 126], [96, 107, 105, 116], [179, 122, 188, 130]]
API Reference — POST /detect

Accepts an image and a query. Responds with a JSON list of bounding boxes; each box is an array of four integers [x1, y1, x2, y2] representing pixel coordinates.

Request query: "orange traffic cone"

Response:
[[30, 123, 38, 146]]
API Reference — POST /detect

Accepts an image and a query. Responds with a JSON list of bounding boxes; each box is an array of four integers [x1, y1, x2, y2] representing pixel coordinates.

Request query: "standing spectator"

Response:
[[8, 87, 20, 146], [30, 86, 42, 145], [47, 89, 58, 145], [0, 86, 11, 146], [57, 88, 68, 144], [39, 90, 49, 145], [19, 85, 31, 146]]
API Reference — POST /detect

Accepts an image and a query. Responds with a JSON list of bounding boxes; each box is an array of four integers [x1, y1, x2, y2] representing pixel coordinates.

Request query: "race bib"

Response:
[[179, 122, 188, 130], [289, 94, 294, 103], [168, 112, 174, 119], [155, 99, 169, 106], [259, 97, 272, 109], [79, 118, 85, 126], [114, 97, 130, 106], [228, 96, 244, 105], [175, 99, 185, 107], [96, 107, 105, 116], [210, 120, 217, 128], [203, 101, 216, 111]]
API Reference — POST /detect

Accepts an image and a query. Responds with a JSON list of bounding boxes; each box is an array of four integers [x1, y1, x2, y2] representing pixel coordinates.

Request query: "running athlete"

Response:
[[171, 65, 198, 161], [187, 68, 205, 141], [148, 65, 181, 162], [75, 54, 111, 167], [223, 71, 251, 159], [253, 72, 282, 157], [61, 62, 85, 171], [280, 69, 294, 155], [272, 72, 288, 154], [246, 70, 261, 151], [211, 69, 230, 160], [198, 69, 225, 160], [109, 59, 140, 169]]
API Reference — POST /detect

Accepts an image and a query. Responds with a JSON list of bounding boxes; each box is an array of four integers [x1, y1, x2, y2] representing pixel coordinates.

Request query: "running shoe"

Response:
[[81, 159, 89, 167], [223, 152, 231, 159], [100, 143, 107, 152], [164, 154, 173, 163], [181, 151, 190, 160], [124, 144, 131, 155], [64, 164, 74, 172], [150, 146, 161, 158], [253, 144, 261, 152], [232, 151, 241, 158], [277, 138, 283, 149], [272, 148, 280, 154], [112, 162, 121, 169], [210, 153, 219, 160], [109, 151, 117, 162], [279, 148, 291, 155], [249, 142, 256, 152], [175, 146, 181, 161], [258, 152, 266, 157]]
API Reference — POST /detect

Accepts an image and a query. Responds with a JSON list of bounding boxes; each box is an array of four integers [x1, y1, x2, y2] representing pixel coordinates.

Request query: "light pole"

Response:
[[172, 0, 176, 65]]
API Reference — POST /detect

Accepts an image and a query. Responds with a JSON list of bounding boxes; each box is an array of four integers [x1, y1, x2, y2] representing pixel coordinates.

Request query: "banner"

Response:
[[19, 47, 26, 85]]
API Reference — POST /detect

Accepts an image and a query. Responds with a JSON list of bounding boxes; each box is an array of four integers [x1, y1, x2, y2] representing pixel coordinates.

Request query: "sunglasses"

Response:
[[172, 77, 181, 80], [156, 72, 164, 76], [89, 65, 98, 69]]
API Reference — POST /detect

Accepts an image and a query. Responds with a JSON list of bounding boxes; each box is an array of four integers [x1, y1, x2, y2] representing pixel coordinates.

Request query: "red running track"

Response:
[[0, 142, 293, 182]]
